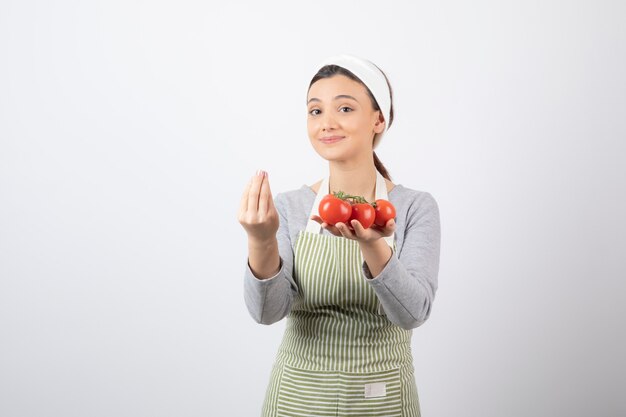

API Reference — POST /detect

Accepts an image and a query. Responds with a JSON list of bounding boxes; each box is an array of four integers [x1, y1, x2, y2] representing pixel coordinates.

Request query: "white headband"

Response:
[[313, 54, 391, 150]]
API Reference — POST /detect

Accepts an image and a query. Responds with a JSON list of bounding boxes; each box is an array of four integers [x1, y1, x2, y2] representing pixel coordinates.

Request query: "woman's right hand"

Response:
[[237, 170, 279, 244]]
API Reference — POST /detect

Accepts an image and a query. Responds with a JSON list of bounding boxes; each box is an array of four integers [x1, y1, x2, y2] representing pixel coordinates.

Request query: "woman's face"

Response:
[[306, 74, 385, 162]]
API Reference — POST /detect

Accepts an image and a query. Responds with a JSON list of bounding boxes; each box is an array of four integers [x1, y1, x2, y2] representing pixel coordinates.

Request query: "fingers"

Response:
[[268, 192, 276, 213], [309, 216, 396, 241], [258, 173, 271, 215], [238, 177, 253, 218], [247, 170, 266, 214], [326, 224, 343, 236], [333, 221, 352, 237], [310, 215, 341, 236], [378, 219, 396, 237], [336, 222, 357, 239], [310, 215, 333, 230], [311, 217, 360, 239], [350, 219, 363, 237]]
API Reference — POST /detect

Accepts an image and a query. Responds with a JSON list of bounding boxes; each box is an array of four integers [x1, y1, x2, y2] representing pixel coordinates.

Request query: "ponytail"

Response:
[[373, 151, 392, 181]]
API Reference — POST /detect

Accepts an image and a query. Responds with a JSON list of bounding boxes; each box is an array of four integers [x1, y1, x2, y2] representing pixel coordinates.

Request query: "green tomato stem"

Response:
[[331, 191, 373, 205]]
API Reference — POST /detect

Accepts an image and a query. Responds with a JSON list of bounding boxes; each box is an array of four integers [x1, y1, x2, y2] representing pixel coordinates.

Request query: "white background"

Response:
[[1, 1, 625, 416]]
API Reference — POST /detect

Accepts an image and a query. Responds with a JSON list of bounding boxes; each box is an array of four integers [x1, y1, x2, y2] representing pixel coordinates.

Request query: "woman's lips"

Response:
[[320, 136, 345, 144]]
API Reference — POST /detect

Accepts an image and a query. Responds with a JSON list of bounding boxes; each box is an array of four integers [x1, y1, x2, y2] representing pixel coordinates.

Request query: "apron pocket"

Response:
[[336, 367, 402, 416], [276, 363, 402, 417]]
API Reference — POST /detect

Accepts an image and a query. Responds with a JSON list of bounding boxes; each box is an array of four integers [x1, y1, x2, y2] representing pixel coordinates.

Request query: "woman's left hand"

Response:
[[309, 215, 396, 244]]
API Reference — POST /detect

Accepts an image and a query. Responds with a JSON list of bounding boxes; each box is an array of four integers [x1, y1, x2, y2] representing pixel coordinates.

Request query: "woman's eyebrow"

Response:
[[307, 94, 359, 104]]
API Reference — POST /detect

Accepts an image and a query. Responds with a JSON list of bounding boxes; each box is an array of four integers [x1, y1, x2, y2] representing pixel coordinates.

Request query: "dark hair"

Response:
[[308, 64, 394, 181]]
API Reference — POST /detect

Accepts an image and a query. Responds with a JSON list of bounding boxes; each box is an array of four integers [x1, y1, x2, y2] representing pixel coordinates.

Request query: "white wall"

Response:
[[1, 1, 625, 416]]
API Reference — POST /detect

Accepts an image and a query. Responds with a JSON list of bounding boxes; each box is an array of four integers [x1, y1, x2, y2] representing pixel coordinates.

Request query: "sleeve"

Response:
[[362, 192, 441, 330], [243, 192, 299, 325]]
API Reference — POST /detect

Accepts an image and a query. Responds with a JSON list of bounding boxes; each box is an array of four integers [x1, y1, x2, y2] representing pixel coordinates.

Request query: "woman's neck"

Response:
[[328, 162, 378, 203]]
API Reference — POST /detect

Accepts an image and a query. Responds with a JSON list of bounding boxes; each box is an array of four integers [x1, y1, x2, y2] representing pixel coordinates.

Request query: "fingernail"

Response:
[[256, 169, 265, 177]]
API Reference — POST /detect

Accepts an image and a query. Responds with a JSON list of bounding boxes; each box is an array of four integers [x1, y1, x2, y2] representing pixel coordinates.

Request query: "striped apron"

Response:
[[261, 171, 421, 417]]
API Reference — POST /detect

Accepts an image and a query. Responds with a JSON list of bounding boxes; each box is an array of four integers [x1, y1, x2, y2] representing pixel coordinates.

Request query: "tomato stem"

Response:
[[332, 191, 371, 205]]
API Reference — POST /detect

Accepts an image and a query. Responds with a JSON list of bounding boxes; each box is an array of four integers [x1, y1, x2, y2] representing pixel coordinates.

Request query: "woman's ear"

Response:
[[373, 112, 386, 134]]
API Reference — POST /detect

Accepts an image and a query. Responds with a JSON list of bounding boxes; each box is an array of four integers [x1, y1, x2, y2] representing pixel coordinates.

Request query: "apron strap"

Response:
[[306, 171, 395, 248]]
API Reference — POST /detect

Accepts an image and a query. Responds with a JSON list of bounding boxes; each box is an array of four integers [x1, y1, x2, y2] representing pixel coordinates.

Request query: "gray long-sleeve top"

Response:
[[243, 183, 441, 330]]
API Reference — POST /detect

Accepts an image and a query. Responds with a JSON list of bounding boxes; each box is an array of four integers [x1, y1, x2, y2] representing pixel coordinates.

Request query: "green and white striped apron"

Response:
[[261, 171, 421, 417]]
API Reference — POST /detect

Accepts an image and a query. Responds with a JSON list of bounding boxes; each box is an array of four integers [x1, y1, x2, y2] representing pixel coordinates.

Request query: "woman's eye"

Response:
[[309, 109, 320, 115], [339, 106, 353, 112]]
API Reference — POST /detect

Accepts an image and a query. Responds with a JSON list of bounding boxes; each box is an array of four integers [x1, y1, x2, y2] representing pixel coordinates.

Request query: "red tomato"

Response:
[[349, 203, 375, 229], [373, 199, 396, 227], [318, 194, 352, 226]]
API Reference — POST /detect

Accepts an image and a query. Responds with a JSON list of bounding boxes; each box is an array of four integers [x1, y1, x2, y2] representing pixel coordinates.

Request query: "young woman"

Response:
[[238, 54, 441, 417]]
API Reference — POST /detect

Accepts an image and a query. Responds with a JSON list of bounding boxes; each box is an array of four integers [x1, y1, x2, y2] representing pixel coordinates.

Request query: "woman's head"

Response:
[[306, 56, 394, 180]]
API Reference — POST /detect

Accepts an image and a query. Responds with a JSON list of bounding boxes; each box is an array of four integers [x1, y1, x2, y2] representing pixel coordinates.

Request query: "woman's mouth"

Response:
[[320, 136, 345, 144]]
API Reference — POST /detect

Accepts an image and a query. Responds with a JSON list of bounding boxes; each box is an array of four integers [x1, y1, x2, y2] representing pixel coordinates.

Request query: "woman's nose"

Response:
[[321, 111, 338, 130]]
